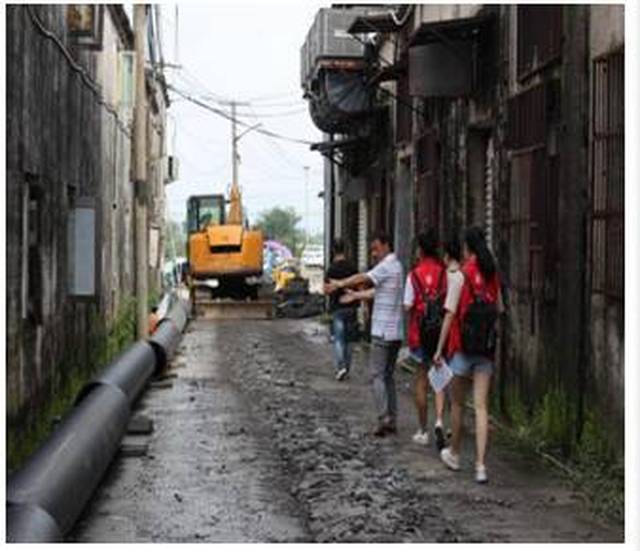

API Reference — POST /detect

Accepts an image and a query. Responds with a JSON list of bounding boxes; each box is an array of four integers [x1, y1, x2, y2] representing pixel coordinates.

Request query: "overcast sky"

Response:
[[158, 1, 328, 234]]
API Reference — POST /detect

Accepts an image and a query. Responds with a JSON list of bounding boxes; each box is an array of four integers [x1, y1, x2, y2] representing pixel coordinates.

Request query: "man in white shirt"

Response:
[[325, 231, 404, 437]]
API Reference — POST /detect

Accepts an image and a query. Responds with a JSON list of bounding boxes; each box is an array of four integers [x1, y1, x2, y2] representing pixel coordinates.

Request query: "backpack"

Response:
[[411, 267, 446, 357], [461, 272, 498, 356]]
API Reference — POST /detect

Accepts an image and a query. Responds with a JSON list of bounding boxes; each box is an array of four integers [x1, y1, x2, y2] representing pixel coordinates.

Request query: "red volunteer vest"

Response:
[[446, 256, 500, 358], [408, 258, 446, 350]]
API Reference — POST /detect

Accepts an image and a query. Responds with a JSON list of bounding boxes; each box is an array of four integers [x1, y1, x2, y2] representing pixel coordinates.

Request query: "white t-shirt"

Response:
[[403, 273, 416, 308], [366, 253, 404, 341], [444, 267, 464, 314]]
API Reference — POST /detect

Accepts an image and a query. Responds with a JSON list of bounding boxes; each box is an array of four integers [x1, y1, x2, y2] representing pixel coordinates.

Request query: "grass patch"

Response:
[[493, 386, 624, 525], [7, 297, 138, 474]]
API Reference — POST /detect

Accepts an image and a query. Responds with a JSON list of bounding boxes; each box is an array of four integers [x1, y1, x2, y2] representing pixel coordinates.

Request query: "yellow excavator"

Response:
[[187, 182, 270, 317]]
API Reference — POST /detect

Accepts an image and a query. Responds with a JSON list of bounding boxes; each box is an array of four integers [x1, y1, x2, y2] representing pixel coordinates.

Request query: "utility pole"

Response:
[[303, 165, 310, 246], [134, 4, 149, 339], [231, 101, 238, 187], [220, 99, 251, 187]]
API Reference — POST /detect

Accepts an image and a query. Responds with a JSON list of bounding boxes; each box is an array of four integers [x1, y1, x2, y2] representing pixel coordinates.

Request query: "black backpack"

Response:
[[411, 267, 446, 357], [461, 273, 499, 356]]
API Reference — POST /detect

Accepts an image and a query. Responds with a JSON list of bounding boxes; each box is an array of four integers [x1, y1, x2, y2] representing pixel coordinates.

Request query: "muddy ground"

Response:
[[70, 318, 624, 543]]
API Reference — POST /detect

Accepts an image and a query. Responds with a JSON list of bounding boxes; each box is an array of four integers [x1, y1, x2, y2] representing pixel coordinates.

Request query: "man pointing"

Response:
[[325, 231, 404, 437]]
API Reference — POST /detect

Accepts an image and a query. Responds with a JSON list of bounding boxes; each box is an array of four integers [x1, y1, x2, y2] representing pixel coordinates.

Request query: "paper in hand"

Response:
[[428, 360, 453, 393]]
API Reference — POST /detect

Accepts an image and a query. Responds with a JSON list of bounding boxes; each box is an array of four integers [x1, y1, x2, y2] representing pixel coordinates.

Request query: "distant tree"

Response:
[[255, 206, 305, 256], [164, 219, 187, 261]]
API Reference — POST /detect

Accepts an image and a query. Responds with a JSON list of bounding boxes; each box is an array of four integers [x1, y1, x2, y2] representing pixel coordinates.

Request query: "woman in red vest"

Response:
[[433, 227, 503, 484], [403, 228, 448, 449]]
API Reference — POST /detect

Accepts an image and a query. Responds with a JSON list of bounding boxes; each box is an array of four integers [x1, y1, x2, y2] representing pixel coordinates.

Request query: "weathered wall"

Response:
[[587, 5, 625, 444], [6, 5, 136, 458]]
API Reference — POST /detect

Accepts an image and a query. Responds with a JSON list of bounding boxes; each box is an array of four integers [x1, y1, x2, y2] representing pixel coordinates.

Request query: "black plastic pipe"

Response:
[[7, 384, 130, 541], [6, 296, 190, 542]]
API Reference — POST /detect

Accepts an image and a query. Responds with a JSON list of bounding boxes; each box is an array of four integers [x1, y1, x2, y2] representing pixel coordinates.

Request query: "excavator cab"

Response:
[[187, 194, 226, 233]]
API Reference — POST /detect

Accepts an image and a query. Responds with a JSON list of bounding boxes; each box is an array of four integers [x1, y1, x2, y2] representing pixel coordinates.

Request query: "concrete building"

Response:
[[6, 5, 170, 468], [301, 4, 624, 460]]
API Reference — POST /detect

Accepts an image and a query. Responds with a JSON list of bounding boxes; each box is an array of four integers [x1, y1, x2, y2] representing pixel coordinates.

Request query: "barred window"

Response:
[[517, 5, 563, 80], [415, 130, 440, 233], [591, 50, 624, 301], [396, 66, 412, 145]]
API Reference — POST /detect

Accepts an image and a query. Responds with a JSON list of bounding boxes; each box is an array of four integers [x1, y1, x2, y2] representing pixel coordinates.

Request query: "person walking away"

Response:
[[323, 238, 358, 381], [433, 228, 503, 484], [403, 228, 448, 448], [327, 231, 404, 437]]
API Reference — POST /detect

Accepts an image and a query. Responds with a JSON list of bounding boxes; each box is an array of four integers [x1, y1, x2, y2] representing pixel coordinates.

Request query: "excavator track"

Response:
[[190, 284, 275, 320]]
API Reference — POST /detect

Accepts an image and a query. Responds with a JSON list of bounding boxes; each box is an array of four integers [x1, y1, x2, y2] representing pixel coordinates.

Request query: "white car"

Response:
[[301, 247, 324, 268]]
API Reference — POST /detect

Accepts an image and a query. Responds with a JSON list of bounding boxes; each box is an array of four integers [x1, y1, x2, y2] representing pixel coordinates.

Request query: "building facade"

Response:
[[301, 4, 624, 460], [6, 5, 169, 467]]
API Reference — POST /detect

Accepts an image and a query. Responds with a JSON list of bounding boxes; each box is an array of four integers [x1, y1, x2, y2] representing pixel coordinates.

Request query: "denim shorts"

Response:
[[409, 347, 426, 363], [448, 352, 494, 377]]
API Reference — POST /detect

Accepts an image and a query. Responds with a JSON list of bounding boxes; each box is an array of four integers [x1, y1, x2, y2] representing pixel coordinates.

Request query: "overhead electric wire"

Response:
[[24, 5, 130, 135], [232, 107, 308, 118], [168, 85, 315, 146]]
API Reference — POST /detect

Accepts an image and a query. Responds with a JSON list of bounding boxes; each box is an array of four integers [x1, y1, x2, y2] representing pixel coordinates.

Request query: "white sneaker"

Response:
[[336, 368, 348, 381], [475, 464, 488, 484], [412, 430, 430, 446], [440, 447, 461, 471]]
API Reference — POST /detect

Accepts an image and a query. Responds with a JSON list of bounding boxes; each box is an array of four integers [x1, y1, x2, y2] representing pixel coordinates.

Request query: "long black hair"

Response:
[[417, 227, 439, 258], [464, 227, 496, 279]]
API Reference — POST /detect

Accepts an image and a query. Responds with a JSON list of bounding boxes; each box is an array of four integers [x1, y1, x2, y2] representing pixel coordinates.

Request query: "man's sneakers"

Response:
[[475, 464, 488, 484], [412, 430, 430, 446], [434, 424, 446, 451], [440, 447, 461, 471], [373, 418, 397, 437], [335, 367, 348, 381]]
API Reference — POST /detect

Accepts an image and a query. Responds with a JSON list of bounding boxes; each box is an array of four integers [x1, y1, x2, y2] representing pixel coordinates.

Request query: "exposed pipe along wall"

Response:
[[6, 295, 190, 542]]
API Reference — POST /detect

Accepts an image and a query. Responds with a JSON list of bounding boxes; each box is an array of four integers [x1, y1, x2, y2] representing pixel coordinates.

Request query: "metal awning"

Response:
[[409, 13, 494, 46], [310, 136, 362, 153], [348, 12, 402, 34]]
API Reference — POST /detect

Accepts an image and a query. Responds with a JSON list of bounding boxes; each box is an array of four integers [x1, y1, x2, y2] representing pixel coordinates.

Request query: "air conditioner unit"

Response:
[[165, 155, 179, 184]]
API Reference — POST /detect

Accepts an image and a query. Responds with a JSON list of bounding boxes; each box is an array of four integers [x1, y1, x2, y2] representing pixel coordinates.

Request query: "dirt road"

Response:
[[70, 318, 623, 542]]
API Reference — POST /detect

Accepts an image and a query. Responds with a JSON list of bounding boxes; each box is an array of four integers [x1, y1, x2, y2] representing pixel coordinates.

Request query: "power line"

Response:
[[233, 107, 308, 118], [24, 5, 131, 135], [168, 85, 316, 146]]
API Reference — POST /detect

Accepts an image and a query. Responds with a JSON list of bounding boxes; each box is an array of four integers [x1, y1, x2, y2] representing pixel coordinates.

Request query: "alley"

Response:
[[70, 317, 621, 543]]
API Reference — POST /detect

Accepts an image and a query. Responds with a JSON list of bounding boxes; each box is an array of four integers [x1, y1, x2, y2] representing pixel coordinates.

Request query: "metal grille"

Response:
[[507, 83, 546, 149], [517, 5, 563, 80], [591, 50, 624, 301], [415, 130, 440, 232], [396, 67, 412, 144]]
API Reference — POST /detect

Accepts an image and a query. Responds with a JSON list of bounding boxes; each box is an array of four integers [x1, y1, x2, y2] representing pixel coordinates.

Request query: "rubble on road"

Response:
[[227, 334, 464, 543]]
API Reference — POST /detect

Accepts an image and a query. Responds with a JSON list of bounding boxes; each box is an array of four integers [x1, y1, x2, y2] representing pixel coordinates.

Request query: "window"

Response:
[[591, 50, 624, 301], [67, 5, 104, 50], [395, 65, 412, 144], [505, 82, 560, 327], [415, 129, 440, 233], [187, 196, 226, 233], [517, 5, 563, 80], [118, 51, 135, 112], [21, 182, 44, 322]]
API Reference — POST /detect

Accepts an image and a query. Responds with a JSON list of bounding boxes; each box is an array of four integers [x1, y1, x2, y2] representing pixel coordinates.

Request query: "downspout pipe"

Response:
[[6, 296, 190, 542]]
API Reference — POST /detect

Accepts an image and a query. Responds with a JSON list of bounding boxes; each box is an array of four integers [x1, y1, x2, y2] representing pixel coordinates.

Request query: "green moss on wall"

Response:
[[7, 296, 139, 474]]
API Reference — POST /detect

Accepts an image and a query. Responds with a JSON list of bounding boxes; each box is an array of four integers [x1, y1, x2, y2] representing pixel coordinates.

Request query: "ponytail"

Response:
[[464, 227, 496, 279]]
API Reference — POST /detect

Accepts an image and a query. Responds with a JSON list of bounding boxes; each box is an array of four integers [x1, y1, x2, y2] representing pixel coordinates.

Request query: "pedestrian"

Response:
[[433, 227, 503, 484], [403, 228, 448, 448], [326, 231, 404, 437], [148, 305, 160, 335], [323, 238, 358, 381]]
